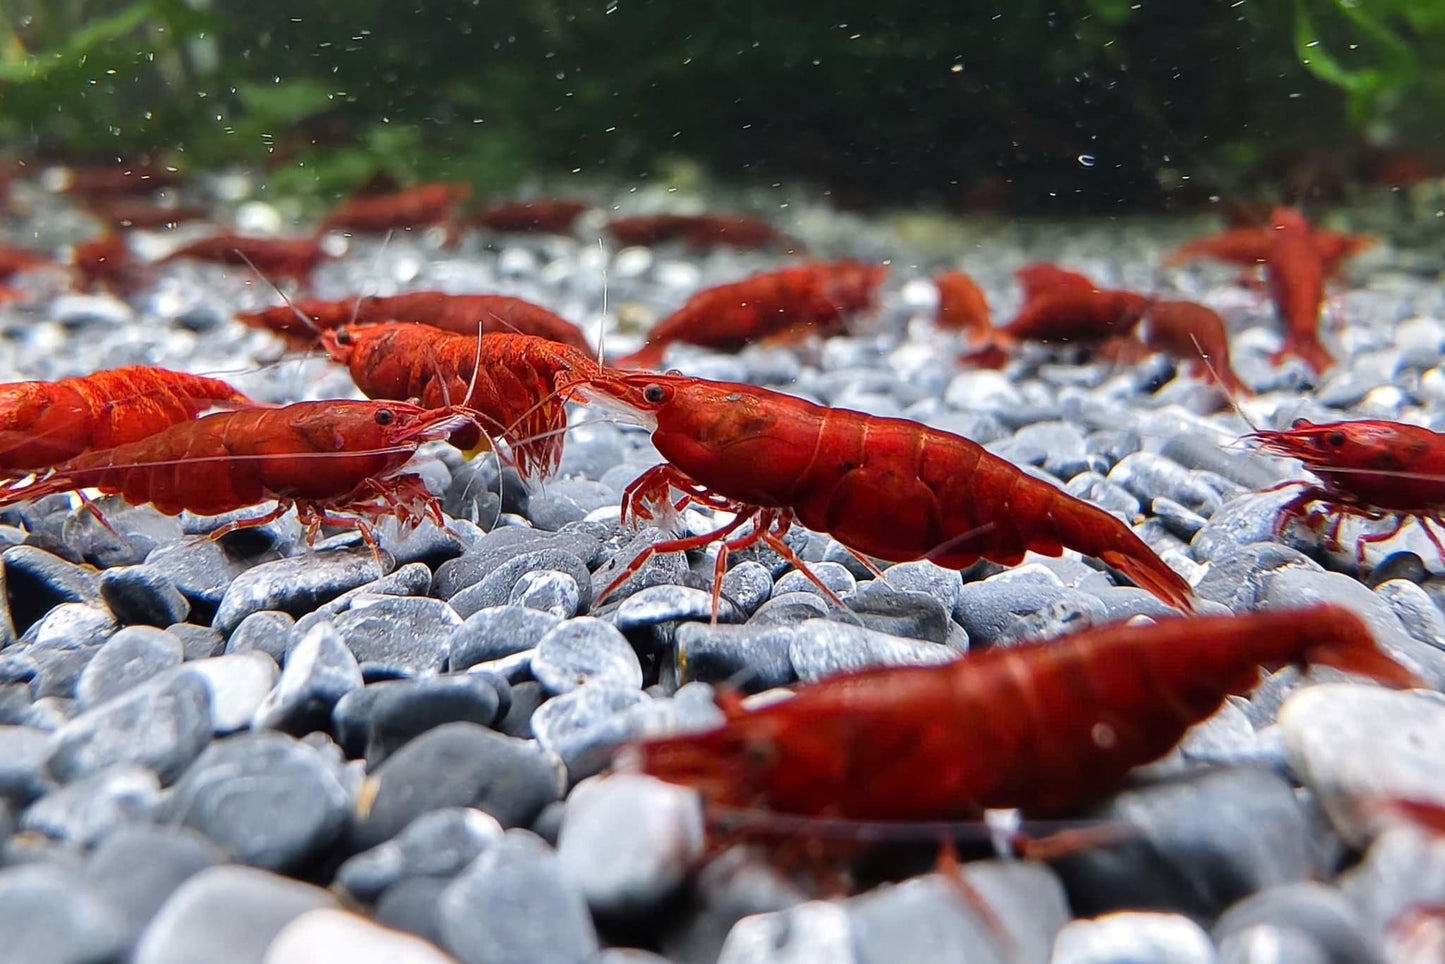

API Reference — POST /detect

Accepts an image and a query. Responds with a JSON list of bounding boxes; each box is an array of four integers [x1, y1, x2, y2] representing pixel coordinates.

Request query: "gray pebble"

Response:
[[144, 539, 275, 614], [165, 731, 351, 873], [614, 584, 746, 629], [373, 875, 450, 946], [212, 548, 391, 635], [879, 561, 964, 614], [1052, 912, 1217, 964], [1193, 543, 1323, 610], [1162, 433, 1282, 490], [224, 609, 294, 663], [26, 601, 116, 651], [1213, 882, 1383, 964], [334, 595, 461, 678], [2, 545, 102, 626], [438, 829, 599, 964], [363, 674, 508, 764], [251, 621, 363, 735], [718, 561, 773, 615], [349, 723, 562, 850], [509, 568, 582, 618], [180, 652, 279, 734], [953, 567, 1106, 646], [1280, 684, 1445, 845], [532, 617, 643, 694], [1152, 496, 1209, 540], [590, 527, 690, 603], [557, 773, 704, 917], [337, 806, 503, 901], [47, 669, 212, 785], [1338, 825, 1445, 938], [99, 565, 189, 627], [131, 865, 337, 964], [1109, 451, 1224, 516], [1374, 578, 1445, 650], [75, 625, 183, 710], [449, 605, 562, 671], [717, 900, 853, 964], [846, 582, 953, 643], [1192, 490, 1315, 563], [457, 549, 596, 617], [83, 824, 223, 950], [0, 725, 53, 804], [774, 561, 857, 600], [165, 623, 225, 660], [788, 618, 956, 683], [748, 590, 832, 626], [1216, 924, 1332, 964], [307, 562, 435, 624], [21, 763, 160, 846], [530, 685, 649, 776], [0, 863, 128, 964], [673, 622, 796, 691]]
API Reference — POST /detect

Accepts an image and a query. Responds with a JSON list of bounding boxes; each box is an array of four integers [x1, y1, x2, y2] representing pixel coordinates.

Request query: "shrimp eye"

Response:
[[374, 409, 395, 426], [643, 384, 668, 404], [743, 739, 777, 769], [335, 329, 352, 346], [1328, 431, 1346, 446]]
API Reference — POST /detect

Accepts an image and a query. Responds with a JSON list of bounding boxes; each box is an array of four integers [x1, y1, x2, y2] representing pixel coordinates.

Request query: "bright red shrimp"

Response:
[[0, 400, 476, 547], [565, 371, 1196, 613], [236, 291, 592, 353], [933, 270, 991, 338], [321, 323, 601, 480], [0, 366, 255, 478], [1164, 211, 1372, 284], [606, 214, 788, 249], [82, 198, 205, 230], [616, 261, 888, 370], [0, 245, 54, 282], [160, 235, 329, 284], [634, 605, 1417, 820], [1136, 299, 1252, 397], [318, 183, 470, 237], [1264, 208, 1335, 374], [1248, 418, 1445, 566], [471, 200, 589, 234]]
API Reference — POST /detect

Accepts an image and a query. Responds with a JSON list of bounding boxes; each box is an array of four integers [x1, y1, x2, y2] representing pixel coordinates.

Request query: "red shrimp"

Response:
[[0, 367, 255, 478], [318, 183, 470, 237], [933, 271, 990, 339], [616, 261, 888, 370], [0, 245, 54, 282], [634, 605, 1417, 820], [82, 199, 205, 230], [321, 323, 601, 480], [1164, 211, 1372, 284], [644, 606, 1417, 818], [606, 214, 788, 249], [1136, 300, 1251, 397], [963, 266, 1150, 367], [1248, 418, 1445, 566], [72, 233, 143, 293], [0, 401, 476, 547], [471, 200, 589, 234], [160, 235, 329, 284], [60, 162, 180, 199], [565, 371, 1196, 613], [1264, 208, 1335, 374], [237, 291, 592, 352]]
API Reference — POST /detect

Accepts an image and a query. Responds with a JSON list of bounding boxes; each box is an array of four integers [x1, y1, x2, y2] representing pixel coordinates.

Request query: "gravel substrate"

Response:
[[1, 172, 1444, 963]]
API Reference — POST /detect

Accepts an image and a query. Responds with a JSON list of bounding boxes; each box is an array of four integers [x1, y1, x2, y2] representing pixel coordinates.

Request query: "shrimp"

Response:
[[0, 400, 476, 547], [1136, 299, 1251, 397], [0, 245, 54, 282], [1248, 418, 1445, 566], [0, 366, 255, 478], [933, 270, 990, 339], [1165, 210, 1373, 284], [160, 235, 329, 284], [82, 198, 204, 230], [606, 214, 789, 249], [72, 233, 143, 294], [318, 183, 470, 237], [617, 261, 887, 370], [59, 162, 180, 199], [634, 605, 1418, 820], [237, 291, 592, 353], [321, 322, 601, 480], [565, 370, 1196, 613], [962, 265, 1150, 367], [471, 199, 589, 234], [1264, 208, 1335, 374]]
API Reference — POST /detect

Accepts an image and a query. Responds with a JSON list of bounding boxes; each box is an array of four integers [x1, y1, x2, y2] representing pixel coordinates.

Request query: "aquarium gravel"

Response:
[[0, 172, 1443, 964]]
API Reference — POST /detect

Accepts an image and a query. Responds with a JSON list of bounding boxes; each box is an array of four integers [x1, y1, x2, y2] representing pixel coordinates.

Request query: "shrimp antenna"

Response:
[[1189, 330, 1263, 438], [595, 236, 608, 365], [233, 249, 322, 341]]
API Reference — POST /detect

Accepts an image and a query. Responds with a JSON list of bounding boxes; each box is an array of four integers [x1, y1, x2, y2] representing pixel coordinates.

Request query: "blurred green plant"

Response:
[[1292, 0, 1444, 129]]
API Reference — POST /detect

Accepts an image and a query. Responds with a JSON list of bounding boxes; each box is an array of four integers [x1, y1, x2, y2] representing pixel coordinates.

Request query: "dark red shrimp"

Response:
[[0, 401, 477, 548], [318, 183, 470, 237], [0, 366, 255, 478], [1264, 208, 1335, 374], [160, 235, 329, 284], [616, 261, 887, 370], [471, 200, 589, 234], [322, 322, 601, 480], [565, 370, 1195, 613], [634, 605, 1417, 819], [82, 198, 205, 230], [60, 162, 181, 199], [0, 245, 54, 282], [962, 265, 1150, 367], [72, 233, 145, 293], [1165, 210, 1373, 284], [933, 270, 991, 339], [606, 214, 789, 249], [1248, 418, 1445, 566], [1136, 300, 1251, 397], [237, 291, 592, 353]]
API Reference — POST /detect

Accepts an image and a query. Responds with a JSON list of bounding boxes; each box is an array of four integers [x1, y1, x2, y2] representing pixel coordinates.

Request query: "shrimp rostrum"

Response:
[[565, 370, 1195, 612]]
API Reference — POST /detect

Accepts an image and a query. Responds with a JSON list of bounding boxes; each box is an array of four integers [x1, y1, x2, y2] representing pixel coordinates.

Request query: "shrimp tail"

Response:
[[1272, 335, 1336, 375], [1048, 494, 1196, 613]]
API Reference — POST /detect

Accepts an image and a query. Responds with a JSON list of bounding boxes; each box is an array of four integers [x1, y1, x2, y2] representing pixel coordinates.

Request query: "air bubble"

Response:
[[1077, 154, 1096, 168]]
